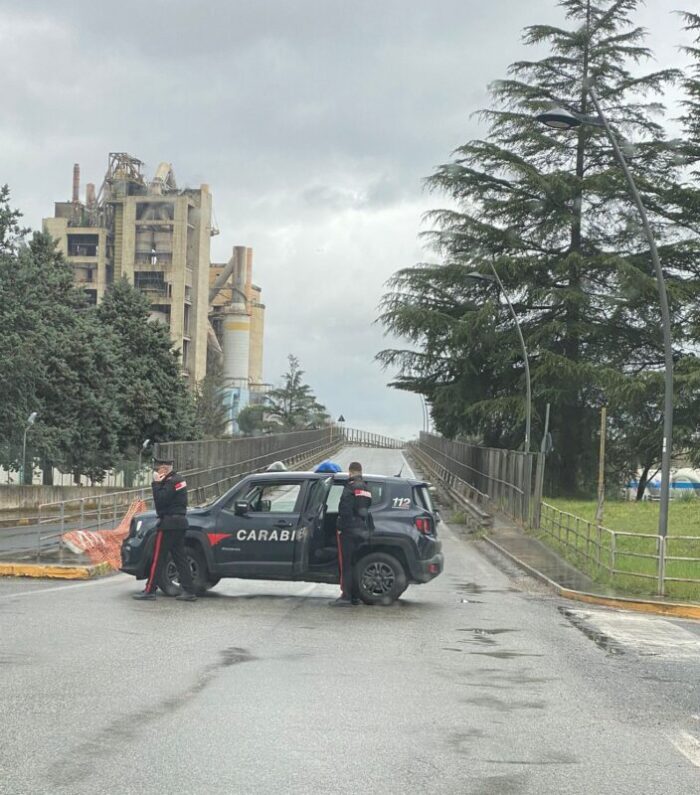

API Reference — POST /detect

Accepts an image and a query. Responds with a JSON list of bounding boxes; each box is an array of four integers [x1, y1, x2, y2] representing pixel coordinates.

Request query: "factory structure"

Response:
[[43, 153, 266, 431]]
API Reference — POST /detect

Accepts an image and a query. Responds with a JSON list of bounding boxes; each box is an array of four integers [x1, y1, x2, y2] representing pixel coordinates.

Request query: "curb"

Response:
[[0, 561, 114, 580], [483, 535, 700, 622]]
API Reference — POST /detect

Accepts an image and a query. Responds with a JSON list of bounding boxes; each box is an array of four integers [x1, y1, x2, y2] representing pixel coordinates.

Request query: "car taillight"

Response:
[[415, 516, 432, 534]]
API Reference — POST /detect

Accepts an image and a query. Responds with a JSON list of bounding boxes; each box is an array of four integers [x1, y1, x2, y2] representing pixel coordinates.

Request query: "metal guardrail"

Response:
[[417, 432, 540, 526], [6, 433, 344, 561], [408, 443, 493, 531], [539, 501, 700, 598], [340, 427, 404, 449]]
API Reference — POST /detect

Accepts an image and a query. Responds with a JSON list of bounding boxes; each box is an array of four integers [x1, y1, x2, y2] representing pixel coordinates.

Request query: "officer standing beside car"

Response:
[[133, 457, 197, 602], [330, 461, 372, 607]]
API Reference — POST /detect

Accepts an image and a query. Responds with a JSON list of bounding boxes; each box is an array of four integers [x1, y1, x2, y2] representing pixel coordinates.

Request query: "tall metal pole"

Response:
[[22, 426, 28, 486], [585, 83, 674, 538], [487, 262, 532, 453]]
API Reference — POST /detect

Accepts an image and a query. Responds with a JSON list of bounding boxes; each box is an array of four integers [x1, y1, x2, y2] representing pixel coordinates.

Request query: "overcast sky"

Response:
[[0, 1, 695, 439]]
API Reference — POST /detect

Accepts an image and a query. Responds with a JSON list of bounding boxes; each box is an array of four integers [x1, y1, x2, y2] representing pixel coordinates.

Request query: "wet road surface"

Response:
[[1, 447, 699, 793]]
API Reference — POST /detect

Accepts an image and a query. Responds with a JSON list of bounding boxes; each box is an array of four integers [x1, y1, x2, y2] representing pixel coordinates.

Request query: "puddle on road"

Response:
[[558, 607, 625, 656], [457, 628, 518, 645], [218, 647, 256, 667], [461, 694, 546, 712], [467, 651, 544, 659], [452, 581, 516, 595]]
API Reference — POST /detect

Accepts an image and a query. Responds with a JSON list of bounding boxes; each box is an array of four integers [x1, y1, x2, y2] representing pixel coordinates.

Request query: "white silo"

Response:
[[222, 302, 251, 386]]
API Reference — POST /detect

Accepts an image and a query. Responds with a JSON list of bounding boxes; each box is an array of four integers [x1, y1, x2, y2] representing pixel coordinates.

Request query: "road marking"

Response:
[[0, 574, 127, 600], [670, 731, 700, 769], [566, 608, 700, 659], [401, 452, 416, 479]]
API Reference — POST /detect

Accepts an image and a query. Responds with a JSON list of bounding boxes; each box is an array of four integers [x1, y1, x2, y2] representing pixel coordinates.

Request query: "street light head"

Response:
[[142, 438, 151, 449], [536, 107, 582, 130], [27, 412, 38, 425], [466, 270, 496, 283]]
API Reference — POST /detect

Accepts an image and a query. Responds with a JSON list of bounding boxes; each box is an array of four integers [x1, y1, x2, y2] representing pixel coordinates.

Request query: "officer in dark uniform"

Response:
[[133, 458, 197, 602], [330, 461, 372, 607]]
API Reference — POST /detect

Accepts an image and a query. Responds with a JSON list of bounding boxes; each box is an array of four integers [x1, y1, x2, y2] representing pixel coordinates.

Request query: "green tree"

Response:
[[236, 404, 266, 436], [265, 355, 329, 430], [96, 279, 198, 456], [379, 0, 700, 495], [195, 352, 229, 438], [0, 190, 121, 483]]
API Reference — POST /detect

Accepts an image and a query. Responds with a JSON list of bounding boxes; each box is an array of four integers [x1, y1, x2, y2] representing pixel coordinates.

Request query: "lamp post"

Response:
[[467, 267, 532, 453], [21, 412, 38, 485], [138, 439, 151, 485], [536, 84, 674, 537]]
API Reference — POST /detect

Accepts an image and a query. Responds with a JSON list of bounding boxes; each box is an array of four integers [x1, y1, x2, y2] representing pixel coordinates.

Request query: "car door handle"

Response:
[[273, 520, 294, 528]]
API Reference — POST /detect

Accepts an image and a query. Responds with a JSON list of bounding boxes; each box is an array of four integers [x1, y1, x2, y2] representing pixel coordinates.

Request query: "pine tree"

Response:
[[379, 0, 700, 495], [265, 355, 329, 431], [194, 352, 230, 438], [97, 279, 198, 454]]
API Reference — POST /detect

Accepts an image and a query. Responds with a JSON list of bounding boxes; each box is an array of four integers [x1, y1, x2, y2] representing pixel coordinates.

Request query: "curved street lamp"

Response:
[[536, 82, 674, 538], [22, 411, 38, 485], [467, 268, 532, 453]]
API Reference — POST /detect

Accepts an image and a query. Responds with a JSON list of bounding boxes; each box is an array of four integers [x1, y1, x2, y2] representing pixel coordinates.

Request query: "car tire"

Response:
[[356, 552, 407, 606], [157, 545, 209, 596]]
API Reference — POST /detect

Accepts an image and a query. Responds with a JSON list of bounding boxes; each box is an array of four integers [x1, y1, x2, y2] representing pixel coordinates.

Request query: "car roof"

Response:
[[250, 470, 427, 486]]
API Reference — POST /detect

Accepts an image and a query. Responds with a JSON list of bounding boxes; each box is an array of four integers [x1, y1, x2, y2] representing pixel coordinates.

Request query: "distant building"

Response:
[[43, 154, 215, 384], [209, 246, 268, 432]]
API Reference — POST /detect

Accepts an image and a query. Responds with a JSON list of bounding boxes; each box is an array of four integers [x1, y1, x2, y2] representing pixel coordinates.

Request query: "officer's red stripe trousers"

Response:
[[336, 530, 345, 596], [145, 530, 163, 593]]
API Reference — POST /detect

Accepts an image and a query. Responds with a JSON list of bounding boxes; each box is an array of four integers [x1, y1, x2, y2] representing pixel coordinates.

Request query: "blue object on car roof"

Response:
[[315, 460, 342, 473]]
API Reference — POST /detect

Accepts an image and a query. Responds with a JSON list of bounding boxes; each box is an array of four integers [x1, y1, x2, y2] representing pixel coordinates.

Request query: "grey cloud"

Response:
[[1, 0, 694, 436]]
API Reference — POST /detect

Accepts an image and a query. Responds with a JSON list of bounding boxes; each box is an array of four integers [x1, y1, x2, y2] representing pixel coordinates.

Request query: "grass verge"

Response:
[[536, 497, 700, 601]]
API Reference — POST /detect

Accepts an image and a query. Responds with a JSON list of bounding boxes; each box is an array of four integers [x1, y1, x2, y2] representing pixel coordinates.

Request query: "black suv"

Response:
[[121, 471, 443, 605]]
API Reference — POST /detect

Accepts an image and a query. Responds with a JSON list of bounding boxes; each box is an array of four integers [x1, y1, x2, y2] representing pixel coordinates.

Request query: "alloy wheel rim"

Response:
[[361, 562, 395, 595]]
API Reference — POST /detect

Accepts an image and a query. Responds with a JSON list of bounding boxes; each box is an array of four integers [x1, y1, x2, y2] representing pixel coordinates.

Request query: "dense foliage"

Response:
[[0, 190, 198, 484], [379, 0, 700, 496]]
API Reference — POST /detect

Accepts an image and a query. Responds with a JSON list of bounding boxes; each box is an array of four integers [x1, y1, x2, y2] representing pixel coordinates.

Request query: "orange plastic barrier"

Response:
[[62, 499, 147, 570]]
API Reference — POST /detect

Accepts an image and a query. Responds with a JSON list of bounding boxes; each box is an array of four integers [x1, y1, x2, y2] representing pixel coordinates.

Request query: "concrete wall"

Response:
[[0, 485, 128, 512]]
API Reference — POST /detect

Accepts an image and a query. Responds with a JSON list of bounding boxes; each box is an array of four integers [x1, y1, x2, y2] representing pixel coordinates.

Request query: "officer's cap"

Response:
[[153, 457, 175, 467]]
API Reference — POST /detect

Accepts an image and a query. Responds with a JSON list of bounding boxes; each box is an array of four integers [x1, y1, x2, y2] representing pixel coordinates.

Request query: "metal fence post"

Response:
[[657, 535, 666, 597], [80, 498, 85, 530], [611, 532, 617, 579]]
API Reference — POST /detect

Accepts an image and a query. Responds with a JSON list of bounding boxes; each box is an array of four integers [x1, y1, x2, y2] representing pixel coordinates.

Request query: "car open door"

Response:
[[293, 476, 333, 576]]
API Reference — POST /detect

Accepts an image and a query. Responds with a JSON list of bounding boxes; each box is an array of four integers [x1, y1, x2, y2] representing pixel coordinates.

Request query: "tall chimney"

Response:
[[72, 163, 80, 203], [86, 183, 96, 207]]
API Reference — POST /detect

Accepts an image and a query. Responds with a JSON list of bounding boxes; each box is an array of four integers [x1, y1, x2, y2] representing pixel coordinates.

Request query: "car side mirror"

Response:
[[234, 501, 251, 516]]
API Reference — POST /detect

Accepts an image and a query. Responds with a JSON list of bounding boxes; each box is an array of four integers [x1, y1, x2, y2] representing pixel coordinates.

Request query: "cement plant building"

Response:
[[43, 153, 267, 427]]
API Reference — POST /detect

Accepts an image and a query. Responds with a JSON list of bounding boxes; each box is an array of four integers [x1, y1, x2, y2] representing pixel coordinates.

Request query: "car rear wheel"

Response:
[[157, 546, 209, 596], [356, 552, 407, 606]]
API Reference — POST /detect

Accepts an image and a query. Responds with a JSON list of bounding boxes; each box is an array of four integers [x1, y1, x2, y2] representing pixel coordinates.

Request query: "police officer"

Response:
[[133, 458, 197, 602], [330, 461, 372, 607]]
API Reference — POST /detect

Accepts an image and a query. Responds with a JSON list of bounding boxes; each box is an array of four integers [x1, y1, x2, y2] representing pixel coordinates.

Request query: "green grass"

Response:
[[535, 497, 700, 601], [546, 498, 700, 537]]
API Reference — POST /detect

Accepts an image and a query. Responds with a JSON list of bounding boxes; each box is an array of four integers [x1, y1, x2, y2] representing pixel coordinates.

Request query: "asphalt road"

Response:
[[1, 447, 699, 793]]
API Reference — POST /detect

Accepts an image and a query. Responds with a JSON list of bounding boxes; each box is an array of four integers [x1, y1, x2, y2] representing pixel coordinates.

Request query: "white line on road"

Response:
[[0, 573, 128, 600], [670, 731, 700, 769], [400, 452, 416, 479]]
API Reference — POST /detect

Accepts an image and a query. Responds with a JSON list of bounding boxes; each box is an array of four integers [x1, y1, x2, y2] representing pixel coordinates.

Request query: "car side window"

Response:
[[325, 481, 384, 512], [247, 482, 302, 513]]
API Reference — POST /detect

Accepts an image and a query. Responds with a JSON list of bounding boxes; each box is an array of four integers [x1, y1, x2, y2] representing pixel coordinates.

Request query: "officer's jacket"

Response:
[[337, 476, 372, 533], [152, 471, 189, 530]]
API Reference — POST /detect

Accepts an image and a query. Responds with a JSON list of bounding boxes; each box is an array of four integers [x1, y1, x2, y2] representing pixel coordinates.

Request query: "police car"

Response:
[[120, 471, 443, 605]]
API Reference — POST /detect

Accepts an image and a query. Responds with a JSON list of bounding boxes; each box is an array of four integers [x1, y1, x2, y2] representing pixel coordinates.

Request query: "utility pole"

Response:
[[595, 407, 607, 527]]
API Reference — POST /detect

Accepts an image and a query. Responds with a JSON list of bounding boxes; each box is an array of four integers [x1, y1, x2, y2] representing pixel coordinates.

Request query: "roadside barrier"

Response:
[[62, 499, 147, 569]]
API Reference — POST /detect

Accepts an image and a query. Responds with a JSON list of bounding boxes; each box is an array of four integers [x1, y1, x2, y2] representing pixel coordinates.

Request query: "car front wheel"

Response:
[[356, 552, 407, 606], [157, 545, 209, 596]]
